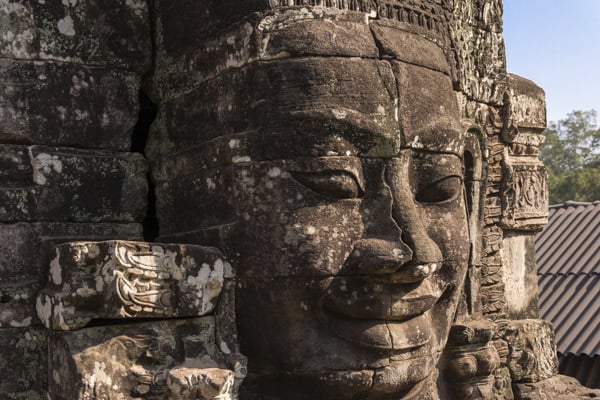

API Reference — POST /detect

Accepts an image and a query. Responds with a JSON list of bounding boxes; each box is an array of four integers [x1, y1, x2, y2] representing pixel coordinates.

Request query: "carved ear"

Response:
[[462, 126, 487, 320]]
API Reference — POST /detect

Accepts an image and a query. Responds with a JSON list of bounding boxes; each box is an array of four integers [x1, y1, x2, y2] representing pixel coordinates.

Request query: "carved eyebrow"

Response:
[[269, 111, 401, 158], [290, 169, 364, 200], [287, 157, 366, 193], [412, 154, 464, 171]]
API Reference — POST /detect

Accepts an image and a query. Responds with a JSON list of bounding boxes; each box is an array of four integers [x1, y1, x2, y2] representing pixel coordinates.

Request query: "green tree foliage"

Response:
[[540, 110, 600, 204]]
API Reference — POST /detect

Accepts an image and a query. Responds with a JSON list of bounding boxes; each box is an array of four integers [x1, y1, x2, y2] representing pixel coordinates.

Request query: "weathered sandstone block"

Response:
[[0, 0, 151, 73], [0, 326, 48, 399], [37, 241, 227, 330], [0, 145, 147, 223], [0, 59, 141, 151], [498, 319, 558, 383], [48, 317, 246, 400]]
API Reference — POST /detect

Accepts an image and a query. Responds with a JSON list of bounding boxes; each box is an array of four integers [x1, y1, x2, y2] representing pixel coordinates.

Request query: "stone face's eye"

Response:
[[291, 170, 363, 199], [414, 175, 462, 204]]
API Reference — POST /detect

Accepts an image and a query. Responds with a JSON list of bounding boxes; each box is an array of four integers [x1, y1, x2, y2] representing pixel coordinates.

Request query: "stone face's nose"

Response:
[[384, 156, 444, 278], [339, 160, 413, 276], [342, 237, 413, 275]]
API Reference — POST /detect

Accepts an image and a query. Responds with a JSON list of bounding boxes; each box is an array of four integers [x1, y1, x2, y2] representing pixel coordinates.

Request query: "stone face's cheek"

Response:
[[230, 161, 363, 277], [421, 200, 470, 266]]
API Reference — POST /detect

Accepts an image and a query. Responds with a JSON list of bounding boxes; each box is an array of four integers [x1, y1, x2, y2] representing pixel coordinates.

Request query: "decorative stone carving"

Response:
[[0, 222, 141, 328], [37, 241, 227, 330], [497, 319, 558, 383], [500, 74, 549, 231], [443, 321, 501, 399], [500, 164, 548, 231]]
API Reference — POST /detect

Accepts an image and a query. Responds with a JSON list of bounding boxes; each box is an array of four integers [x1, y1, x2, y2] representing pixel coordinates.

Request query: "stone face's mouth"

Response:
[[322, 309, 433, 351], [322, 277, 444, 320], [319, 278, 446, 351]]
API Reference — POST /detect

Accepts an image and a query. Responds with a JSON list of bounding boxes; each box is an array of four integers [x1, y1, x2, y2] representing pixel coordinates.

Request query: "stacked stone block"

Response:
[[0, 1, 150, 396], [37, 240, 245, 399]]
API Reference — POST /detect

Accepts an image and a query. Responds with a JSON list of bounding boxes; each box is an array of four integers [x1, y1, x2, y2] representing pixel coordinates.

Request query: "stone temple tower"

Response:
[[0, 1, 598, 399]]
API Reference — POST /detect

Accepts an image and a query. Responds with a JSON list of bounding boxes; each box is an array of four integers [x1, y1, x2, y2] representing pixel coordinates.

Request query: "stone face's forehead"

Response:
[[155, 57, 463, 168], [152, 3, 464, 164], [257, 57, 462, 158], [253, 56, 402, 158]]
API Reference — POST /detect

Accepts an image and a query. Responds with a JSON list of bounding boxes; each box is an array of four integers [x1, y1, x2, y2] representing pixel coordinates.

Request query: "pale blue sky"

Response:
[[503, 0, 600, 123]]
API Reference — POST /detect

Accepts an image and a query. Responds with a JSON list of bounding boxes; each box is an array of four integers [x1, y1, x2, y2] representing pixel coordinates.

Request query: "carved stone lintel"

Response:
[[36, 241, 228, 330]]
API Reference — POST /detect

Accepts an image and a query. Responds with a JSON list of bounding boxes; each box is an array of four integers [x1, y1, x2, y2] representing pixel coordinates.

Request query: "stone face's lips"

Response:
[[320, 278, 442, 350], [322, 278, 443, 320], [322, 309, 433, 351]]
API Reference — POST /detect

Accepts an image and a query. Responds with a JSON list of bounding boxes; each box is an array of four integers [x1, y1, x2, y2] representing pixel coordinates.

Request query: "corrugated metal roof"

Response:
[[535, 201, 600, 357], [538, 274, 600, 356], [536, 201, 600, 275]]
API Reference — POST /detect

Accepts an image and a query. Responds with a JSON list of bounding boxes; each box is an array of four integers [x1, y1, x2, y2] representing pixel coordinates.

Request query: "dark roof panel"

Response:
[[536, 201, 600, 275], [538, 274, 600, 356], [558, 354, 600, 389], [536, 202, 600, 357]]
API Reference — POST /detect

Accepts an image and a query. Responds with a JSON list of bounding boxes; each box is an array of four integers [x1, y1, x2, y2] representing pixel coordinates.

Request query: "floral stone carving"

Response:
[[36, 241, 227, 330]]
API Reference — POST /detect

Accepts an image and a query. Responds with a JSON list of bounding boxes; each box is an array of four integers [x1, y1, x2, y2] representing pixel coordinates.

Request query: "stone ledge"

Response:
[[48, 317, 246, 400]]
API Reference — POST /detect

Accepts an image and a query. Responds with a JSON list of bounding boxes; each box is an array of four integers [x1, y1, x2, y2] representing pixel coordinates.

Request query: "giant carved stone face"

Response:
[[208, 21, 470, 399]]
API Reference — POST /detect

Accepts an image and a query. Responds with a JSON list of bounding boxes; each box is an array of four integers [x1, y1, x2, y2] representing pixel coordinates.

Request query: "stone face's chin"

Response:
[[244, 358, 438, 400]]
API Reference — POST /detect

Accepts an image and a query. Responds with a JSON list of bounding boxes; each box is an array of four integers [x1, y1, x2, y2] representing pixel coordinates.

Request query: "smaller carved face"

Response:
[[228, 51, 470, 397]]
